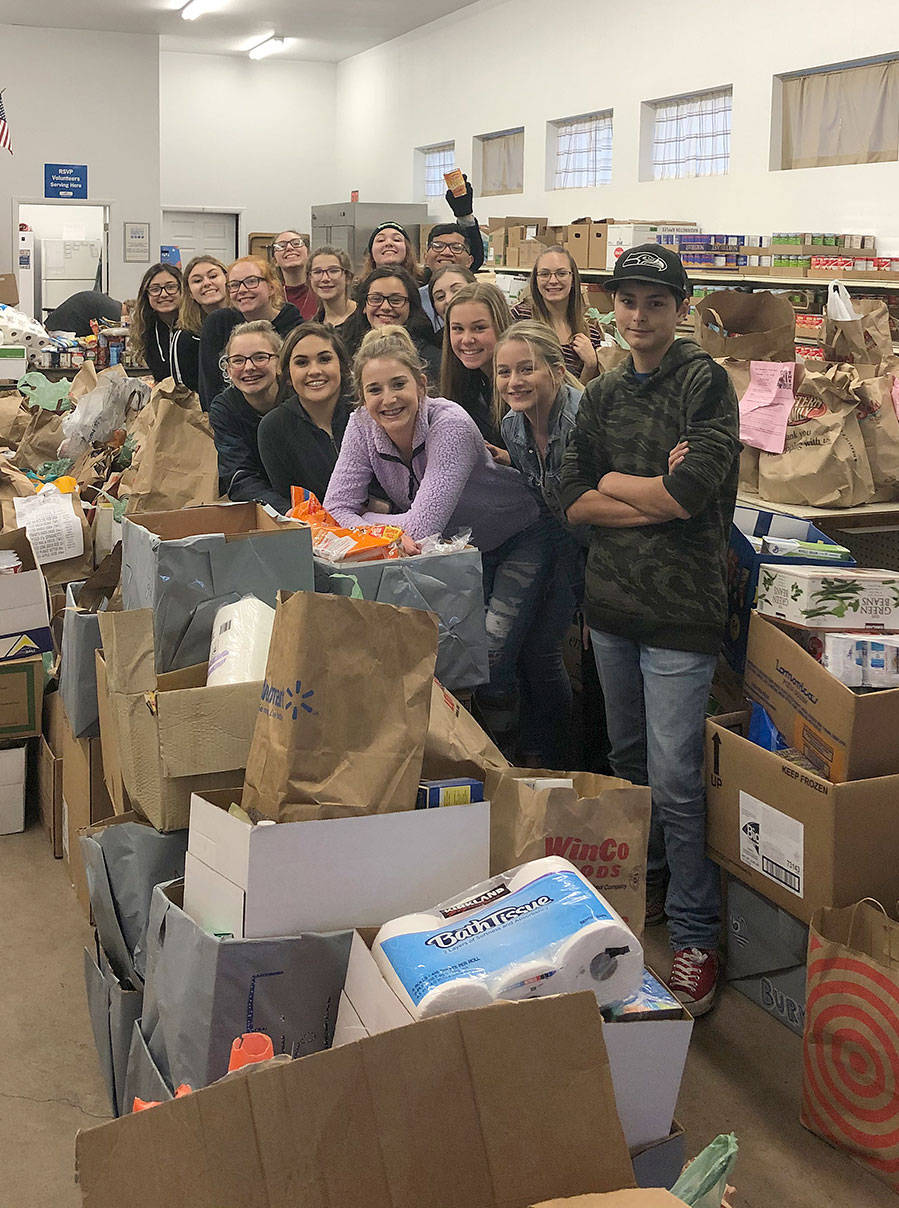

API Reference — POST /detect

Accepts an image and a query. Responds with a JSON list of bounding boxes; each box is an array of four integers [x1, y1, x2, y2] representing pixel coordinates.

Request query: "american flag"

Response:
[[0, 92, 12, 155]]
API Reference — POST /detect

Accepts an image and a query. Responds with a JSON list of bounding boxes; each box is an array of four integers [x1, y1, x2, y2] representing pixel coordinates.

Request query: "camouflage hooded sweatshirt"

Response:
[[558, 338, 740, 654]]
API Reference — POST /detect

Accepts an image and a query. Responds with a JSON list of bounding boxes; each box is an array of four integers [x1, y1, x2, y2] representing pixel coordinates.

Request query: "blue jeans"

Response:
[[590, 630, 720, 951]]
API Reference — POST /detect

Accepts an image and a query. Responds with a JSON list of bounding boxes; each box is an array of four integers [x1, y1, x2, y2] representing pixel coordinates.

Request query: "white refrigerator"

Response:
[[39, 238, 102, 313]]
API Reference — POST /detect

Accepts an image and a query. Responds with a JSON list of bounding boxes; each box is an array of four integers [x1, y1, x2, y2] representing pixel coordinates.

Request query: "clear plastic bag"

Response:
[[58, 377, 151, 458], [416, 528, 472, 556]]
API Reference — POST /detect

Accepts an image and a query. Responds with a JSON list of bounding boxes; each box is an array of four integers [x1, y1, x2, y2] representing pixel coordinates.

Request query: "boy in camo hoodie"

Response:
[[558, 244, 740, 1015]]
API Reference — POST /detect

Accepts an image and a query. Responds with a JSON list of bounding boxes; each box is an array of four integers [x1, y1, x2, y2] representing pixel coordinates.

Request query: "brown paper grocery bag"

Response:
[[854, 374, 899, 501], [695, 291, 796, 363], [484, 767, 651, 937], [801, 900, 899, 1193], [12, 407, 66, 472], [120, 378, 220, 513], [421, 678, 509, 781], [824, 298, 894, 370], [717, 359, 760, 495], [758, 363, 874, 507], [0, 391, 30, 451], [242, 590, 439, 821]]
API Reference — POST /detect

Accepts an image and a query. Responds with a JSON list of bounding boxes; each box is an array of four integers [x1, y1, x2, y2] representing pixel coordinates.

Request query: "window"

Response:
[[779, 57, 899, 170], [650, 87, 732, 179], [550, 112, 613, 188], [475, 128, 524, 196], [420, 142, 456, 199]]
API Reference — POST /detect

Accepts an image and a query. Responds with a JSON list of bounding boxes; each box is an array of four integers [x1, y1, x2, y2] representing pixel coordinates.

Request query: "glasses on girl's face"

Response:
[[367, 293, 408, 309], [220, 352, 278, 369], [310, 266, 343, 279], [536, 269, 572, 282], [147, 283, 180, 297], [227, 276, 264, 294], [272, 239, 305, 252]]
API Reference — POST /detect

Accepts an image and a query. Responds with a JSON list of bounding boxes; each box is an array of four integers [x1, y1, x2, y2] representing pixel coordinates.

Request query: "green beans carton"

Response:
[[756, 565, 899, 631]]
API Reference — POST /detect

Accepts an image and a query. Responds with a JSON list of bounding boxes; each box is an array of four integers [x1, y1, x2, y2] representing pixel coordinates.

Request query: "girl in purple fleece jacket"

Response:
[[324, 326, 553, 755]]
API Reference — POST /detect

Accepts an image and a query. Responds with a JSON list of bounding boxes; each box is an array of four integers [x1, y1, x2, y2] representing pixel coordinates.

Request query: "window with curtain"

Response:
[[476, 128, 525, 196], [780, 58, 899, 170], [651, 88, 732, 179], [421, 143, 456, 198], [552, 112, 613, 188]]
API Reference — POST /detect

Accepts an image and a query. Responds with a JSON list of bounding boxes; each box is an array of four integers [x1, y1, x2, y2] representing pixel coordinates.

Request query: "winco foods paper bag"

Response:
[[758, 363, 874, 507], [242, 590, 439, 821], [695, 290, 796, 363], [853, 373, 899, 501]]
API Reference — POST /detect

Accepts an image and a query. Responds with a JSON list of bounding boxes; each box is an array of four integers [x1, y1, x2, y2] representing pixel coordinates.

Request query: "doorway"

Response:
[[17, 202, 109, 320], [161, 210, 239, 268]]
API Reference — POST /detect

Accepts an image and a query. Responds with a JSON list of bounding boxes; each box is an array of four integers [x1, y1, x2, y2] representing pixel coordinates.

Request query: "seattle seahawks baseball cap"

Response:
[[604, 243, 691, 300]]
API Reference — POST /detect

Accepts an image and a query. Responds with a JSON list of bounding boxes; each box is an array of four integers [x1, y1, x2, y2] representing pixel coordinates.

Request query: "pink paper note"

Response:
[[738, 361, 796, 454]]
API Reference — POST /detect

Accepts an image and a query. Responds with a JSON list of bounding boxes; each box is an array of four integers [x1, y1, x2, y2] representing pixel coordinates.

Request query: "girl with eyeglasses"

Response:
[[197, 255, 302, 410], [271, 230, 318, 320], [340, 266, 441, 383], [172, 256, 229, 393], [307, 246, 357, 331], [511, 246, 603, 385], [208, 320, 286, 511], [324, 325, 554, 758], [128, 263, 185, 384]]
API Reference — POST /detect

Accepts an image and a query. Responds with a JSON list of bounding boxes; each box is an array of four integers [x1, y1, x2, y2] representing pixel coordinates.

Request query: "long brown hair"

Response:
[[178, 256, 227, 335], [277, 320, 353, 405], [308, 245, 354, 313], [271, 229, 309, 289], [439, 282, 512, 404], [361, 232, 421, 283], [527, 245, 589, 336], [128, 263, 183, 364]]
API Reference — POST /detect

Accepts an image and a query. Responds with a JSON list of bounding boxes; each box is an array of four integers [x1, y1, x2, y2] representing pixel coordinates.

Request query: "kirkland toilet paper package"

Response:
[[373, 856, 642, 1019], [206, 595, 275, 687]]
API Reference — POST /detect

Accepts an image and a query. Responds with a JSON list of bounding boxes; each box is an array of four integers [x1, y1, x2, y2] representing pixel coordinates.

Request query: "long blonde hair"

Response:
[[493, 320, 578, 428], [439, 282, 512, 405], [353, 325, 425, 402], [178, 255, 228, 335], [227, 255, 285, 311]]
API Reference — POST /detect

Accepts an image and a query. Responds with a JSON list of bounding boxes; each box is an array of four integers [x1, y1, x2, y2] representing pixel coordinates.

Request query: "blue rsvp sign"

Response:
[[44, 163, 88, 199]]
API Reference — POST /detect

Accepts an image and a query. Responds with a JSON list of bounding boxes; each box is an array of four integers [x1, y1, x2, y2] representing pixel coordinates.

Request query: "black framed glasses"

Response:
[[367, 293, 409, 309], [429, 241, 467, 255], [310, 266, 344, 279], [227, 276, 265, 294], [220, 352, 279, 369], [147, 283, 180, 297]]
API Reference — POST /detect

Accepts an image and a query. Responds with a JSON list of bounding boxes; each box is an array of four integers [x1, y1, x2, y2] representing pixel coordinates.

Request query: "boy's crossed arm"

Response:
[[565, 441, 690, 528]]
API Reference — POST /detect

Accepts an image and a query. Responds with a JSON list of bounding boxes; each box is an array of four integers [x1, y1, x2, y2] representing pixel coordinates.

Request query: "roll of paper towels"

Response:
[[373, 857, 642, 1020], [206, 595, 276, 687]]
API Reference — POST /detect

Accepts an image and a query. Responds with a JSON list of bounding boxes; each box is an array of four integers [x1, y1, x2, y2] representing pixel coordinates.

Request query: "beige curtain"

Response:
[[555, 114, 613, 188], [781, 59, 899, 169], [480, 129, 524, 196]]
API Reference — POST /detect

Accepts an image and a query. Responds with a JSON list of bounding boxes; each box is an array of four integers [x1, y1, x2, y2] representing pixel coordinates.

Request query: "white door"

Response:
[[161, 210, 238, 267]]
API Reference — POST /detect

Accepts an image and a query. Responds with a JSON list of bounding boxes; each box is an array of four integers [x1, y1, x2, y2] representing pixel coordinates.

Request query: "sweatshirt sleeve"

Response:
[[208, 394, 283, 511], [323, 413, 383, 526], [558, 379, 610, 514], [256, 411, 296, 509], [198, 309, 239, 411], [458, 213, 485, 272], [372, 411, 483, 540], [661, 360, 741, 516]]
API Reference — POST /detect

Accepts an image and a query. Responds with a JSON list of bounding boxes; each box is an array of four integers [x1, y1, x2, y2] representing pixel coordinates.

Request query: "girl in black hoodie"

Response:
[[128, 263, 184, 383]]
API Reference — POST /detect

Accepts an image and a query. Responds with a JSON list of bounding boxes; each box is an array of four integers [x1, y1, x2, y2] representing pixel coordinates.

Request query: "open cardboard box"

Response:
[[333, 932, 692, 1151], [184, 787, 491, 938], [76, 992, 674, 1208], [96, 609, 261, 831], [0, 527, 52, 660], [706, 711, 899, 923], [744, 611, 899, 781]]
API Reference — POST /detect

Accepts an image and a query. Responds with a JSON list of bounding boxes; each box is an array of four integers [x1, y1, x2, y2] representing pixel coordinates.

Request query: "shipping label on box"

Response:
[[738, 790, 804, 897]]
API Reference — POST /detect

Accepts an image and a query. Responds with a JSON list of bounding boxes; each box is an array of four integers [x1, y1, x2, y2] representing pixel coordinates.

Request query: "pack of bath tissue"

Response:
[[206, 595, 276, 687], [373, 855, 643, 1020]]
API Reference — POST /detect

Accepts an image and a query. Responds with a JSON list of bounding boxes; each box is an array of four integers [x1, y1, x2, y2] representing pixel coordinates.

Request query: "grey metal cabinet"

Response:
[[311, 202, 430, 273]]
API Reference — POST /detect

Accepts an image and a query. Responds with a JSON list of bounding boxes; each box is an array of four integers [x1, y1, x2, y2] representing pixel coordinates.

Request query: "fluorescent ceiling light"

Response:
[[180, 0, 221, 20], [248, 35, 286, 60]]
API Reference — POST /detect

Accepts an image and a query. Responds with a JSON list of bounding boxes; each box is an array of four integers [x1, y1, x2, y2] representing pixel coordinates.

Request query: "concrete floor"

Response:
[[2, 818, 896, 1208]]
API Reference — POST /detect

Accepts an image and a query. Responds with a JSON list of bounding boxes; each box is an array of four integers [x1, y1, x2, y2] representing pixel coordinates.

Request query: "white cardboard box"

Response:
[[0, 528, 52, 660], [333, 932, 693, 1151], [184, 790, 491, 938], [605, 224, 699, 270], [0, 744, 28, 833]]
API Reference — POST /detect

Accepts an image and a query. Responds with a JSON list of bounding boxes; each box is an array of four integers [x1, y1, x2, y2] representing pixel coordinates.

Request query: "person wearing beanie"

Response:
[[361, 222, 422, 281], [559, 242, 740, 1018]]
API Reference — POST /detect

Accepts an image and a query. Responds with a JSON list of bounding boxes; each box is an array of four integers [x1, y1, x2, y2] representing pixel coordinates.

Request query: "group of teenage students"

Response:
[[130, 196, 742, 1016]]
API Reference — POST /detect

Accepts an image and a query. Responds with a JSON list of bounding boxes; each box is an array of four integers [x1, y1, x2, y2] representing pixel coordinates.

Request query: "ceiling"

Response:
[[0, 0, 481, 62]]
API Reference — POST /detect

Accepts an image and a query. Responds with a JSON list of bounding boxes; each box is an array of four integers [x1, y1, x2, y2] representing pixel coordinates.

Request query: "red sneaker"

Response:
[[669, 947, 720, 1017]]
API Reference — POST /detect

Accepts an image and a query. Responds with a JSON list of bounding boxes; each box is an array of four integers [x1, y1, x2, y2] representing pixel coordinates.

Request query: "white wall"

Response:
[[335, 0, 899, 252], [159, 53, 339, 247], [0, 26, 160, 299]]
